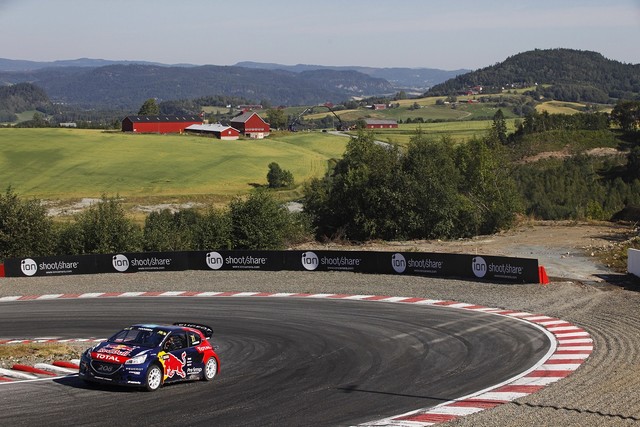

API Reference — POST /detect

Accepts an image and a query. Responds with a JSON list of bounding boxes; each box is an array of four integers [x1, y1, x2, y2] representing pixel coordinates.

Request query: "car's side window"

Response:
[[188, 332, 201, 347], [164, 332, 188, 351]]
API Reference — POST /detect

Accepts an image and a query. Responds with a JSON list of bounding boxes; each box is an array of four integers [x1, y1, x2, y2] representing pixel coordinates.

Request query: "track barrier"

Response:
[[1, 250, 540, 283], [629, 248, 640, 279]]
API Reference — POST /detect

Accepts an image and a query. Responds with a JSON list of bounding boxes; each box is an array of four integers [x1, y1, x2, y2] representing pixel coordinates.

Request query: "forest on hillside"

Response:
[[428, 49, 640, 103]]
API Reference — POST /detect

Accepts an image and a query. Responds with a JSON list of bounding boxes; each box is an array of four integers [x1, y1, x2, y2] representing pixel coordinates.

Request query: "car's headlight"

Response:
[[125, 354, 147, 365]]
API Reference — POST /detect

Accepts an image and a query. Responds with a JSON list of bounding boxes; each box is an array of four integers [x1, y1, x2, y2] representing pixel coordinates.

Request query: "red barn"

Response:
[[230, 112, 270, 139], [185, 123, 240, 140], [121, 115, 202, 134], [364, 119, 398, 129]]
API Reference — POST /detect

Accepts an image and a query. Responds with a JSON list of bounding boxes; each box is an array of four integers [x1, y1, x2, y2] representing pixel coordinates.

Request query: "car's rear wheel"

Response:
[[203, 357, 217, 381], [145, 364, 163, 391]]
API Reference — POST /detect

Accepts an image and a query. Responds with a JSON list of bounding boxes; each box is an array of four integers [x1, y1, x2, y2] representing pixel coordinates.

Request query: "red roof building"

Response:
[[364, 119, 398, 129], [230, 112, 270, 139], [185, 123, 240, 140], [121, 115, 202, 134]]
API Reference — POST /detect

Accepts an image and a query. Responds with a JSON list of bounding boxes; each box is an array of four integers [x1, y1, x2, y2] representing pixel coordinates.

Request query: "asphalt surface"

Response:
[[0, 296, 549, 426]]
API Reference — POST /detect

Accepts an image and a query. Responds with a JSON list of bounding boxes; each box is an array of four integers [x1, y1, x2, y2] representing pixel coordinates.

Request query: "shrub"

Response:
[[0, 187, 55, 260], [267, 162, 294, 188], [229, 189, 292, 249], [68, 196, 142, 254], [194, 207, 233, 250]]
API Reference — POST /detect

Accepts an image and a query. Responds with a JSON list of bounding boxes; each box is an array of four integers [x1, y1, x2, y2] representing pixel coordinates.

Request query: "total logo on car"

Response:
[[79, 322, 219, 391]]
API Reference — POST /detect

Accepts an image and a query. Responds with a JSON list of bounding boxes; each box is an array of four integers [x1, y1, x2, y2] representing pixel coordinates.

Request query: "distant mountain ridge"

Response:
[[234, 61, 469, 90], [0, 63, 395, 108], [0, 57, 190, 71]]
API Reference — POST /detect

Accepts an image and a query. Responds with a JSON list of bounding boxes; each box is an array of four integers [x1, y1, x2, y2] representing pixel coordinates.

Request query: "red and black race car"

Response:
[[79, 322, 220, 391]]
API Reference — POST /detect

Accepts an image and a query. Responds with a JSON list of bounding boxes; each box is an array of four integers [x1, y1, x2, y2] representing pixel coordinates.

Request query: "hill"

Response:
[[427, 48, 640, 102], [0, 83, 50, 122], [0, 64, 394, 109], [235, 61, 469, 90]]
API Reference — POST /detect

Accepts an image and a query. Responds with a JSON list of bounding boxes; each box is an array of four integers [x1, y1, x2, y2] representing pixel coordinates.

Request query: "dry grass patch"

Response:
[[0, 342, 86, 368]]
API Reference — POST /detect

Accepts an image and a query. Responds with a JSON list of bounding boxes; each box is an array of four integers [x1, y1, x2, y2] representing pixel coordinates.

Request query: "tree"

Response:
[[611, 100, 640, 132], [265, 108, 287, 130], [142, 209, 200, 251], [304, 131, 408, 240], [0, 187, 55, 259], [490, 109, 508, 144], [65, 196, 142, 254], [456, 137, 521, 234], [267, 162, 294, 188], [627, 146, 640, 181], [394, 91, 407, 100], [229, 189, 292, 249], [403, 133, 467, 239], [194, 207, 232, 250], [138, 98, 160, 115]]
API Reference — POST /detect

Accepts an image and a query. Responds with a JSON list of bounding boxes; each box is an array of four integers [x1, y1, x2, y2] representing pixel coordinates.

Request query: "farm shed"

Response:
[[121, 115, 202, 134], [185, 123, 240, 140], [364, 119, 398, 129], [230, 112, 270, 139]]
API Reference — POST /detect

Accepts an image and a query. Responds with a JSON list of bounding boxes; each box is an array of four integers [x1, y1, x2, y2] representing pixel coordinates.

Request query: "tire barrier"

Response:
[[2, 250, 540, 283]]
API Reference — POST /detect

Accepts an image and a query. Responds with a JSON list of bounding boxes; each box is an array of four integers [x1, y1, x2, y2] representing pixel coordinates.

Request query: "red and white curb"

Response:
[[0, 360, 81, 382], [0, 291, 592, 426]]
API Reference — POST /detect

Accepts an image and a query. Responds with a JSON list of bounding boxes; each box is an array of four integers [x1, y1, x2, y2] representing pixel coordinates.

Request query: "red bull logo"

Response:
[[162, 351, 187, 379]]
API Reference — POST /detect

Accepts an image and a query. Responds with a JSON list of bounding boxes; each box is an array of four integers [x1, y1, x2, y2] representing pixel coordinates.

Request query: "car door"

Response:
[[185, 330, 207, 376], [160, 331, 190, 382]]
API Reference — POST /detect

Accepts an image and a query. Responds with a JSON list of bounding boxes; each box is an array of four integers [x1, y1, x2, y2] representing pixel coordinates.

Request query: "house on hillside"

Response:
[[230, 112, 270, 139], [185, 123, 240, 140], [121, 115, 202, 134], [364, 119, 398, 129]]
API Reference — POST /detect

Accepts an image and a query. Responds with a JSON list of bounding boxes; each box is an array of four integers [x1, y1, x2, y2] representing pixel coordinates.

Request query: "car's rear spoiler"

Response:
[[174, 322, 214, 339]]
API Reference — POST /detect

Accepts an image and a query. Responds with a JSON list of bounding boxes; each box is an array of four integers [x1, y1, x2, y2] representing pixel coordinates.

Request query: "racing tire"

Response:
[[203, 357, 217, 381], [145, 364, 163, 391]]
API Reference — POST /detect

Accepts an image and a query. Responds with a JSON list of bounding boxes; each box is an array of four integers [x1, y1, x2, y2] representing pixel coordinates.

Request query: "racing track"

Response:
[[0, 296, 550, 426]]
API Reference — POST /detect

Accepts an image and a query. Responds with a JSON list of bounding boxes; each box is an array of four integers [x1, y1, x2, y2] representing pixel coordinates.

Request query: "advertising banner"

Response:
[[375, 252, 538, 283], [284, 250, 376, 273], [3, 255, 97, 277], [379, 252, 451, 276], [3, 250, 540, 283], [460, 254, 538, 283], [189, 251, 283, 271], [96, 252, 190, 274]]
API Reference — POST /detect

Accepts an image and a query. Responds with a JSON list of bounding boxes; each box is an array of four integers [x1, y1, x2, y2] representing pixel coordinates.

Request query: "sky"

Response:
[[0, 0, 639, 71]]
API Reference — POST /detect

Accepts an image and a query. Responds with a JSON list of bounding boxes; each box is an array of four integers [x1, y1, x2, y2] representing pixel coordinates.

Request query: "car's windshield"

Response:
[[107, 327, 165, 348]]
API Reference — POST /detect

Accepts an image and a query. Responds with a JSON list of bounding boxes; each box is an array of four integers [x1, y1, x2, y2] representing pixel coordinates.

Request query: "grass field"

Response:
[[535, 101, 585, 114], [353, 119, 518, 145], [0, 128, 347, 202]]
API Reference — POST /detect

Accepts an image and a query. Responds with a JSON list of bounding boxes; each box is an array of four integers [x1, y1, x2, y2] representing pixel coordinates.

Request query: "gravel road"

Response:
[[1, 267, 640, 426]]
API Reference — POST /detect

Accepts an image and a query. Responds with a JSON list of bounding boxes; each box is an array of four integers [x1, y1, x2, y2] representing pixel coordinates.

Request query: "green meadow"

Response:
[[360, 119, 518, 145], [0, 128, 347, 202]]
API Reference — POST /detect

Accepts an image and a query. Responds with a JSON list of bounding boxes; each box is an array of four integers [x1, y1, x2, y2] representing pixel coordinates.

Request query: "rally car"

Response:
[[79, 322, 220, 391]]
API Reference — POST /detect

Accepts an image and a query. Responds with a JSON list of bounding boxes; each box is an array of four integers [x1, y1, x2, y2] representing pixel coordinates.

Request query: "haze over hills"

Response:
[[0, 58, 468, 109], [234, 61, 469, 90]]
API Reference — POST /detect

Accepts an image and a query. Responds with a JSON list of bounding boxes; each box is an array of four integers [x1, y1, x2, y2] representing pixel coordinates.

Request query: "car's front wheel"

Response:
[[203, 357, 217, 381], [145, 364, 163, 391]]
